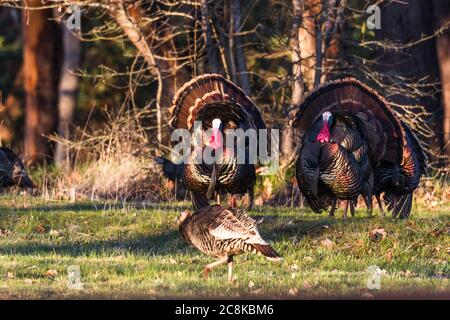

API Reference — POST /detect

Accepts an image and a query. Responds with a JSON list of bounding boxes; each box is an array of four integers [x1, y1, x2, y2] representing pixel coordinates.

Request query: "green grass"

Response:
[[0, 194, 448, 299]]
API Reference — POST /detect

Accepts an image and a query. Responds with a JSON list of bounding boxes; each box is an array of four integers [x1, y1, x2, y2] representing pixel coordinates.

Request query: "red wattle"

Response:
[[316, 122, 330, 143], [209, 128, 223, 149]]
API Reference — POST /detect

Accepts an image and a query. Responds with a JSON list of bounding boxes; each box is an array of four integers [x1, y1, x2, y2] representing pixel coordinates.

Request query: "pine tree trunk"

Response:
[[22, 2, 61, 164], [433, 0, 450, 158]]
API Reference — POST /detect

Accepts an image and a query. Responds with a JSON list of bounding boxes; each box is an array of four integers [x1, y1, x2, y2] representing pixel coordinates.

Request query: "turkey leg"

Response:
[[343, 201, 349, 219], [227, 256, 234, 283], [328, 199, 337, 217], [203, 256, 228, 278], [350, 201, 355, 217]]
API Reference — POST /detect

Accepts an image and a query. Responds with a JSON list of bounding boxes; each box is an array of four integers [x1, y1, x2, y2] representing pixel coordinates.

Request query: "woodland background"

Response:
[[0, 0, 449, 202]]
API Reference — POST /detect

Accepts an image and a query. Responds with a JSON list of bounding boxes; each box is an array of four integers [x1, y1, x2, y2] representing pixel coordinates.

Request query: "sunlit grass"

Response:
[[0, 194, 448, 299]]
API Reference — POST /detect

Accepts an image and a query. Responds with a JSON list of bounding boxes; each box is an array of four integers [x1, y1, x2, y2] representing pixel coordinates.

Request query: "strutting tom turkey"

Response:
[[290, 78, 426, 218], [169, 74, 266, 210], [177, 205, 282, 282], [0, 147, 34, 189]]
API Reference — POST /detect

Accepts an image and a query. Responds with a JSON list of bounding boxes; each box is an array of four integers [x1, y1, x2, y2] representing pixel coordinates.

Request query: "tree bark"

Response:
[[229, 0, 251, 94], [281, 0, 304, 168], [299, 0, 321, 90], [108, 0, 163, 144], [433, 0, 450, 158], [375, 0, 443, 152], [22, 1, 61, 164], [108, 1, 190, 145], [54, 26, 81, 167], [300, 0, 342, 89], [200, 0, 219, 74]]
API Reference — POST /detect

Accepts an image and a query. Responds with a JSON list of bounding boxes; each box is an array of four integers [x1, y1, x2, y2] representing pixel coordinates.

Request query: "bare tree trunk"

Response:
[[281, 0, 305, 168], [229, 0, 250, 94], [55, 26, 81, 167], [375, 0, 443, 153], [108, 0, 163, 144], [22, 1, 61, 164], [301, 0, 342, 89], [200, 0, 219, 73], [291, 0, 304, 106], [108, 1, 190, 145], [434, 0, 450, 158], [313, 2, 325, 88], [300, 0, 320, 90]]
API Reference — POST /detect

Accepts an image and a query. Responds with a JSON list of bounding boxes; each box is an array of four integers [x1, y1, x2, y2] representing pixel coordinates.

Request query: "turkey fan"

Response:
[[291, 78, 426, 218], [373, 122, 427, 218], [169, 74, 266, 210]]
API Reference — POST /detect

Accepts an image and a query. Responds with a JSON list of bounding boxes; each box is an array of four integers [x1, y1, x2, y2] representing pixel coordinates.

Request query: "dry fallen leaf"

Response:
[[46, 269, 58, 279], [369, 228, 387, 241], [35, 224, 49, 234], [321, 238, 335, 249], [289, 288, 299, 295], [248, 281, 255, 289], [431, 228, 444, 237], [290, 264, 299, 271], [361, 292, 375, 299], [49, 229, 61, 237], [303, 280, 313, 289]]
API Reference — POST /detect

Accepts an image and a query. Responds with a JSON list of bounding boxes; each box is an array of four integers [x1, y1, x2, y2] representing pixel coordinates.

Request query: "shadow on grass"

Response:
[[0, 201, 191, 214], [0, 229, 188, 258]]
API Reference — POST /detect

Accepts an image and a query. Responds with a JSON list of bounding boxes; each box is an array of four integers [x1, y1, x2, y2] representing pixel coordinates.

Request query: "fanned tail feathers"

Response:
[[384, 193, 413, 219], [169, 73, 265, 131]]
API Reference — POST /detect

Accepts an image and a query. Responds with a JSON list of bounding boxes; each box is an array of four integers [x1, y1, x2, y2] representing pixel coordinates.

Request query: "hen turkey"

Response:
[[291, 78, 426, 218], [169, 74, 266, 210], [0, 147, 34, 189], [177, 205, 281, 282]]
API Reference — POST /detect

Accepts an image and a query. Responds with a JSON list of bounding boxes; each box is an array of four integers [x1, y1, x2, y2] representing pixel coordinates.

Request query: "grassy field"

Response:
[[0, 193, 448, 299]]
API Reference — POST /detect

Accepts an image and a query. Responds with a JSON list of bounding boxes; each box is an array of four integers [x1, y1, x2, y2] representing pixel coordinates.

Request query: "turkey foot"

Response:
[[202, 257, 228, 279]]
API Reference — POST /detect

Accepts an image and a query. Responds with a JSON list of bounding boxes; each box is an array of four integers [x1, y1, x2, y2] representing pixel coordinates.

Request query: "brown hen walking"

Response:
[[177, 205, 281, 282]]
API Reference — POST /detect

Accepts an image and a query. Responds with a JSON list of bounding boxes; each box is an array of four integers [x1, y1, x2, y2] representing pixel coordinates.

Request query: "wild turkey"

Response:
[[177, 205, 282, 282], [0, 147, 34, 189], [291, 78, 426, 218], [169, 74, 266, 210], [373, 122, 427, 218]]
